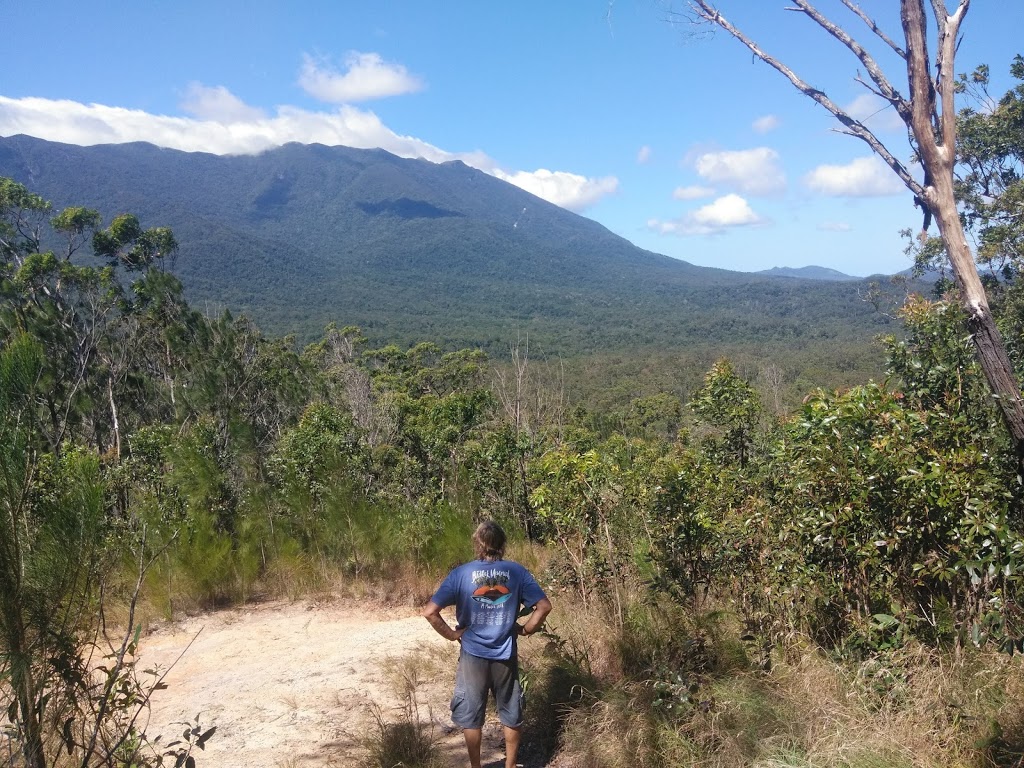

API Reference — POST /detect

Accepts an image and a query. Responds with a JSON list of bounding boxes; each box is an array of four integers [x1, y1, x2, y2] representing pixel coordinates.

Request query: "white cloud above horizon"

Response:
[[181, 83, 267, 122], [649, 193, 762, 236], [843, 93, 904, 132], [492, 168, 618, 211], [752, 115, 780, 134], [672, 185, 715, 200], [0, 91, 618, 212], [636, 145, 652, 164], [818, 221, 852, 232], [693, 147, 785, 196], [804, 156, 904, 197], [298, 52, 424, 103]]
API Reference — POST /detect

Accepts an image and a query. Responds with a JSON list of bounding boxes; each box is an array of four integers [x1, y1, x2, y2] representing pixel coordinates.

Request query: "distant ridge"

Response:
[[0, 134, 901, 353], [756, 266, 859, 281]]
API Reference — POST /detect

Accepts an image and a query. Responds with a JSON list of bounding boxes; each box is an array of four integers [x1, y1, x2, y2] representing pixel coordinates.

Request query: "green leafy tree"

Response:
[[647, 447, 749, 607], [620, 392, 683, 443], [530, 447, 620, 612], [756, 298, 1023, 648], [689, 359, 762, 467], [362, 342, 494, 502], [953, 55, 1024, 274], [92, 214, 177, 272], [0, 335, 106, 766], [179, 313, 308, 476], [1, 178, 188, 458]]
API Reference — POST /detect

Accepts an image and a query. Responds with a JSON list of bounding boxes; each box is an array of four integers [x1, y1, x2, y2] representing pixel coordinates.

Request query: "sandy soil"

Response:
[[139, 599, 534, 768]]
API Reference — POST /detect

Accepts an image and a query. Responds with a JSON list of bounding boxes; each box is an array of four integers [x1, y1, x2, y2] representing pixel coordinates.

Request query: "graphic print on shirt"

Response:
[[471, 568, 512, 606]]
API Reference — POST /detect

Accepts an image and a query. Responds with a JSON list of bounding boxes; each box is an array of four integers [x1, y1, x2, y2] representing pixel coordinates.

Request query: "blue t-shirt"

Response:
[[430, 559, 547, 660]]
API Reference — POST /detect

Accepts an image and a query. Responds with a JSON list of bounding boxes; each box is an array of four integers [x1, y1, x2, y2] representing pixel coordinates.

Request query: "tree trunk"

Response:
[[928, 175, 1024, 449], [107, 375, 121, 461], [7, 611, 47, 768], [901, 0, 1024, 458]]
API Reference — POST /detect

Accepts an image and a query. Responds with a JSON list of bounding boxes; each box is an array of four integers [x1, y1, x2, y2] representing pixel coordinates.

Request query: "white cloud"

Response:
[[298, 52, 423, 103], [636, 145, 652, 164], [649, 193, 762, 236], [752, 114, 780, 134], [693, 147, 785, 196], [804, 156, 904, 197], [491, 168, 618, 211], [0, 95, 453, 158], [691, 194, 761, 229], [818, 221, 852, 232], [672, 185, 715, 200], [843, 93, 904, 132], [0, 93, 617, 212], [181, 83, 266, 122]]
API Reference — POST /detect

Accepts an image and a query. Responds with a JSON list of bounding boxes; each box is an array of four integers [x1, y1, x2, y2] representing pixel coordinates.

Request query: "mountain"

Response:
[[0, 134, 903, 354], [756, 266, 860, 281]]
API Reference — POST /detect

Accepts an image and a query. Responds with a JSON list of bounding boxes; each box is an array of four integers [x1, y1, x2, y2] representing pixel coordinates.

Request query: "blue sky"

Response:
[[0, 1, 1018, 277]]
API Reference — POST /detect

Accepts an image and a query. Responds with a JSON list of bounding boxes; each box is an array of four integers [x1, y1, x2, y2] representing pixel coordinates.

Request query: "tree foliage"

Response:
[[955, 55, 1024, 272]]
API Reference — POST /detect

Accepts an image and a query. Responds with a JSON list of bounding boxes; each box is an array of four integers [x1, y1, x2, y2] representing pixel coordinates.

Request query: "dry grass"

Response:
[[747, 641, 1024, 768], [334, 565, 445, 609], [537, 596, 624, 684], [359, 646, 450, 768], [507, 538, 551, 578], [544, 594, 1024, 768], [135, 545, 448, 624], [558, 685, 687, 768], [379, 644, 455, 702], [261, 549, 334, 600], [134, 524, 542, 624], [361, 702, 444, 768]]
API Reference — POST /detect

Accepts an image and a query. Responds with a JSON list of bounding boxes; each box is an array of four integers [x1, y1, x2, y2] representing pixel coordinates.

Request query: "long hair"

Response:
[[473, 521, 506, 561]]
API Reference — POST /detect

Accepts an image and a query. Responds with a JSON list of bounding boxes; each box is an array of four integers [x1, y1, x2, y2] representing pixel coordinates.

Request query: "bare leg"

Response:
[[463, 728, 483, 768], [503, 725, 521, 768]]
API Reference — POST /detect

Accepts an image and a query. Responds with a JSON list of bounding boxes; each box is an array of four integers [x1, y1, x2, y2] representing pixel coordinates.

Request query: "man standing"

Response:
[[423, 521, 552, 768]]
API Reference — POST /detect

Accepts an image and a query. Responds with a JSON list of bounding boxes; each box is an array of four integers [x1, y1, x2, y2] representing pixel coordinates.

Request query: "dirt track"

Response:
[[140, 599, 530, 767]]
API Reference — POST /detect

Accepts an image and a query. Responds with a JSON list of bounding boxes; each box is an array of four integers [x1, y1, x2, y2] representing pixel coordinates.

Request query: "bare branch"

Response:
[[840, 0, 906, 58], [933, 1, 970, 151], [902, 0, 940, 155], [854, 73, 886, 99], [790, 0, 911, 123], [689, 1, 923, 197]]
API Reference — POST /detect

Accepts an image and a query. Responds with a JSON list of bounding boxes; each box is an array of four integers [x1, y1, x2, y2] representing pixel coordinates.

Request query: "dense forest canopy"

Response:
[[0, 134, 909, 357]]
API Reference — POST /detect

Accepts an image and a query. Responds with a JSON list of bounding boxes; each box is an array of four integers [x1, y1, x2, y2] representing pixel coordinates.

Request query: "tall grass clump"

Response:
[[518, 619, 596, 764], [361, 648, 447, 768], [362, 705, 442, 768]]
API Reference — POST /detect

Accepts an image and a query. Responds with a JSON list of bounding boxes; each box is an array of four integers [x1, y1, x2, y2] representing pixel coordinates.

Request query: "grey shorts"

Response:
[[450, 649, 523, 729]]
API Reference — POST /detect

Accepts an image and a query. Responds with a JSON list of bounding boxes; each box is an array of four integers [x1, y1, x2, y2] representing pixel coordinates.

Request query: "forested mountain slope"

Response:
[[756, 266, 860, 281], [0, 134, 904, 353]]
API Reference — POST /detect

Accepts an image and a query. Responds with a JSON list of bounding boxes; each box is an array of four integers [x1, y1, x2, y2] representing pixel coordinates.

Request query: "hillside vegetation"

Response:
[[0, 135, 908, 359], [3, 160, 1024, 767], [5, 57, 1024, 763]]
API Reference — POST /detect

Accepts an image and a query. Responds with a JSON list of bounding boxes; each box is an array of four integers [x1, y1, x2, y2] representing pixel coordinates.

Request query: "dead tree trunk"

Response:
[[900, 0, 1024, 451], [689, 0, 1024, 458]]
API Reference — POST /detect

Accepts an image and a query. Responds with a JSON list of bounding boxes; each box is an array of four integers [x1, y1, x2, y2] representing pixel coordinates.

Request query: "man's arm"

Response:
[[517, 597, 552, 637], [423, 600, 466, 642]]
